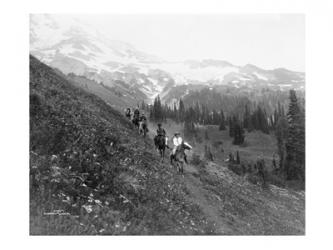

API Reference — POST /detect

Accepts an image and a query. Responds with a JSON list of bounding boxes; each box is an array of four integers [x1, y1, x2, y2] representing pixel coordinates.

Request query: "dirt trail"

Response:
[[145, 122, 231, 233], [183, 166, 231, 234]]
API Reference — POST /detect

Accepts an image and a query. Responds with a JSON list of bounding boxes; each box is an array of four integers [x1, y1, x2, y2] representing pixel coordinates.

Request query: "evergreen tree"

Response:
[[232, 117, 245, 145], [178, 98, 185, 122], [275, 115, 288, 170], [219, 109, 226, 130], [201, 105, 210, 125], [269, 115, 274, 130], [233, 123, 245, 145], [229, 152, 234, 163], [194, 102, 201, 123], [243, 104, 253, 132], [228, 116, 235, 137], [236, 151, 240, 164], [257, 106, 269, 134], [212, 109, 220, 125], [150, 95, 165, 122], [173, 102, 178, 122], [250, 106, 269, 134], [285, 90, 305, 180], [273, 109, 279, 128]]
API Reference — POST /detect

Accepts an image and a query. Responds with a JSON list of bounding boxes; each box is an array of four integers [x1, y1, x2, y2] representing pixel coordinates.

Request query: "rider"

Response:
[[154, 123, 168, 149], [156, 123, 166, 137], [125, 108, 131, 119], [171, 132, 183, 161], [139, 113, 148, 133], [133, 105, 140, 122], [140, 112, 147, 122]]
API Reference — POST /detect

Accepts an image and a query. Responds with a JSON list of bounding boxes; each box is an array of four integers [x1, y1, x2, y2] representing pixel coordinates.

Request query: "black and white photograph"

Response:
[[28, 13, 306, 235], [3, 0, 333, 247]]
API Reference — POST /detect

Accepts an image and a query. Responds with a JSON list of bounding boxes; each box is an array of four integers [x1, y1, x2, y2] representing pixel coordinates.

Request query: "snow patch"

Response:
[[151, 62, 239, 85], [138, 78, 145, 84], [253, 72, 268, 81]]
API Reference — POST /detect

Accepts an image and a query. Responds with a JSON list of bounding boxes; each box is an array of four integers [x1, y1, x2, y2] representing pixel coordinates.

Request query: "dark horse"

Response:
[[132, 116, 140, 130], [171, 142, 191, 174], [154, 135, 168, 162], [125, 113, 131, 120]]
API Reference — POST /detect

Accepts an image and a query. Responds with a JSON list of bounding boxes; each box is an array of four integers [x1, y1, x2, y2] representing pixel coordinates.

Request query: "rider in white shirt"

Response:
[[172, 132, 183, 155]]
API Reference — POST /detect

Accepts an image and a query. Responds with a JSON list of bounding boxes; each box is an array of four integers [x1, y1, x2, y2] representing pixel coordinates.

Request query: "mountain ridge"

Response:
[[30, 14, 305, 103]]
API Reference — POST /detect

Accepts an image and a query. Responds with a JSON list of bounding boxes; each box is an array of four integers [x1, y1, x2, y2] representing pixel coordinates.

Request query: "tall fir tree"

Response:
[[236, 151, 241, 164], [233, 121, 245, 145], [275, 115, 288, 170], [228, 116, 234, 137], [219, 109, 226, 130], [178, 98, 185, 122], [243, 104, 253, 132], [285, 90, 305, 180]]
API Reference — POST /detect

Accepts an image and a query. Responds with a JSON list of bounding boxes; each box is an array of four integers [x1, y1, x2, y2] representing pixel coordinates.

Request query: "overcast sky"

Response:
[[76, 14, 304, 71]]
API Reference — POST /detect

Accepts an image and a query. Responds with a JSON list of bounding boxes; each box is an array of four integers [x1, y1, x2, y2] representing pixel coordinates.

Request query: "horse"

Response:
[[125, 113, 131, 120], [154, 135, 168, 162], [139, 120, 148, 137], [171, 142, 192, 174], [132, 116, 140, 130]]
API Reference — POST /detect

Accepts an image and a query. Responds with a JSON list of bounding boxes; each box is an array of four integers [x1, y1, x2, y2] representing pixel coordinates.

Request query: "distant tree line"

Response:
[[147, 89, 305, 181], [147, 95, 274, 145], [148, 96, 227, 125]]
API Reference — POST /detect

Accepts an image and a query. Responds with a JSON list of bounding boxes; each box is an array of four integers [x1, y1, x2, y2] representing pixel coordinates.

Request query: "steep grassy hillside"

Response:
[[184, 161, 305, 235], [65, 73, 136, 111], [29, 55, 214, 235]]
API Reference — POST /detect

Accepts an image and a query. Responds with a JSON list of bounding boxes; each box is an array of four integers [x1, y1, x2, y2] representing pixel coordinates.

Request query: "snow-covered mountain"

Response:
[[30, 14, 172, 101], [30, 14, 305, 103]]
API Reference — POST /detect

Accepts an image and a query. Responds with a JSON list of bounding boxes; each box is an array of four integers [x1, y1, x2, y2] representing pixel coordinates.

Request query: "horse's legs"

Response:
[[177, 161, 184, 174], [178, 162, 182, 173], [184, 154, 188, 164], [162, 148, 165, 162]]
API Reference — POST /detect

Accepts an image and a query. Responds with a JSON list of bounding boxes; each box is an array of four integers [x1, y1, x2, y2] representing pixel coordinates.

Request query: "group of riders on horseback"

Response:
[[125, 106, 192, 173], [126, 106, 148, 137]]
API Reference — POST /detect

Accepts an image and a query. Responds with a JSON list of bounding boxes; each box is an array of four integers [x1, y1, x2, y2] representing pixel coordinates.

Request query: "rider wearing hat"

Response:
[[154, 123, 168, 149], [125, 107, 131, 119], [133, 105, 140, 121], [156, 123, 166, 137], [140, 112, 147, 122]]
